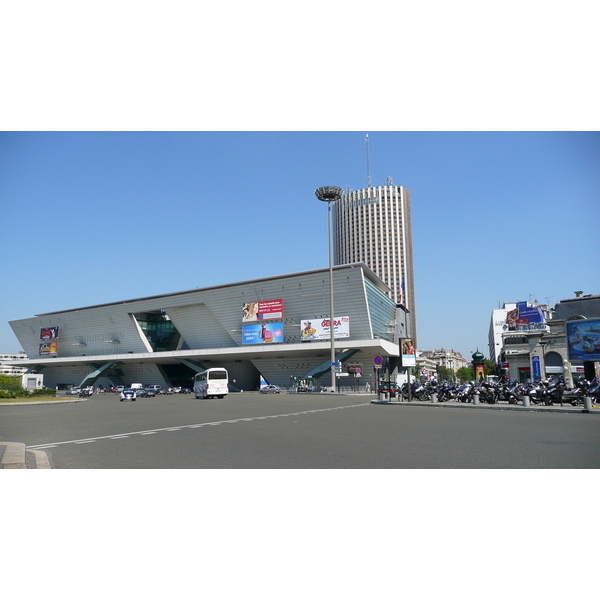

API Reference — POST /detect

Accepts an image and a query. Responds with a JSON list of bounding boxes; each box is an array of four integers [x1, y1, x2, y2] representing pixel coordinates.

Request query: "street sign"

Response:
[[374, 356, 383, 365]]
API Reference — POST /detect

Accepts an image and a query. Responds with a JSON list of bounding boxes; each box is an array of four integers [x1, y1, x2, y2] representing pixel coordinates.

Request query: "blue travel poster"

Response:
[[566, 319, 600, 361], [242, 323, 283, 345]]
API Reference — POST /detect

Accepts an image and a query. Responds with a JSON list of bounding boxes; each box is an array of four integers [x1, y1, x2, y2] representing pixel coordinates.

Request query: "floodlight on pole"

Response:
[[315, 186, 344, 392]]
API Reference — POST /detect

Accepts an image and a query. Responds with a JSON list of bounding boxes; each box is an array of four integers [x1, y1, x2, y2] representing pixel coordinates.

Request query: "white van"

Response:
[[131, 383, 143, 389]]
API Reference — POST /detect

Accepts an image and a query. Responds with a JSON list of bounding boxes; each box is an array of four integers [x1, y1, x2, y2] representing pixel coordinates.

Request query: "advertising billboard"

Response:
[[401, 338, 416, 367], [300, 317, 350, 340], [40, 326, 59, 340], [39, 342, 58, 357], [242, 300, 284, 322], [566, 318, 600, 362], [242, 322, 284, 344], [505, 302, 545, 331]]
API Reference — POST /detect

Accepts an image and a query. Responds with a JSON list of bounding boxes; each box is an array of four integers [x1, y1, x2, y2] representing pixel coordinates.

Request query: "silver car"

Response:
[[260, 384, 281, 394]]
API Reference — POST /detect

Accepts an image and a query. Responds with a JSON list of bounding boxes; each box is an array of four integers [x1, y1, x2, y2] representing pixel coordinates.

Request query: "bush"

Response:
[[0, 385, 56, 399], [0, 374, 23, 392], [30, 388, 56, 397]]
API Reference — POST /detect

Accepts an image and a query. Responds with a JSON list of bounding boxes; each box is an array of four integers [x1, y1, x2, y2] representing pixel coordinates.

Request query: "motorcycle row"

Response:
[[391, 376, 600, 407]]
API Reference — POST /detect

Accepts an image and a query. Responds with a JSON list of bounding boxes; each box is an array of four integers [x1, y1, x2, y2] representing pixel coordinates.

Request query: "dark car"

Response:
[[120, 388, 137, 401], [136, 388, 147, 397], [145, 388, 156, 397]]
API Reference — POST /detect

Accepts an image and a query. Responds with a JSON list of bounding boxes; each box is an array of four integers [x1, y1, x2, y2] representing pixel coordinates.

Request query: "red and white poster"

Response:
[[242, 300, 284, 322]]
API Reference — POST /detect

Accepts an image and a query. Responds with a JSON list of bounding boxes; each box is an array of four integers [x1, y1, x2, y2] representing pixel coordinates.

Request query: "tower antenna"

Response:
[[366, 134, 372, 188]]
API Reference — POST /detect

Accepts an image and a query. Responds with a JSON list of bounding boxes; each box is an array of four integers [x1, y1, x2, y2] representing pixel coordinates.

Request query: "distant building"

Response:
[[415, 351, 437, 379], [418, 348, 467, 376], [491, 292, 600, 384], [0, 351, 28, 376]]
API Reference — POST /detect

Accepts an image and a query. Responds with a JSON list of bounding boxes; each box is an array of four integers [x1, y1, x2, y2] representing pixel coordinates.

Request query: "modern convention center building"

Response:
[[8, 264, 408, 392]]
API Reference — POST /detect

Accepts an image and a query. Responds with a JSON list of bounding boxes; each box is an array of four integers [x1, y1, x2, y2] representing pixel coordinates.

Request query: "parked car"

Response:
[[136, 388, 148, 397], [260, 384, 281, 394], [120, 388, 137, 401], [144, 388, 156, 397], [68, 387, 81, 396], [181, 388, 191, 394]]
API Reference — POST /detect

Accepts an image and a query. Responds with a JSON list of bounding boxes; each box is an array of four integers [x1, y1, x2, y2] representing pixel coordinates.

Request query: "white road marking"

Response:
[[26, 403, 369, 450]]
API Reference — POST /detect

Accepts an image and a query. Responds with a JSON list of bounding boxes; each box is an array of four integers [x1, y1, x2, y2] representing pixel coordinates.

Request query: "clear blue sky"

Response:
[[1, 131, 599, 360]]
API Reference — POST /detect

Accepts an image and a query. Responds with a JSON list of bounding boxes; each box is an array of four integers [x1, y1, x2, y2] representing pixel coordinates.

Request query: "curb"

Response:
[[371, 399, 600, 414], [0, 442, 52, 469], [0, 397, 89, 407]]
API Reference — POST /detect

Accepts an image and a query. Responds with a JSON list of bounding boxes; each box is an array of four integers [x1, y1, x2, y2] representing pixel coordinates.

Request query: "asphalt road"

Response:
[[1, 393, 599, 468]]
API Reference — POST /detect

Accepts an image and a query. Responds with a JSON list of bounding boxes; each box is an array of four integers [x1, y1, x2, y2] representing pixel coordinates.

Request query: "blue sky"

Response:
[[1, 131, 599, 360]]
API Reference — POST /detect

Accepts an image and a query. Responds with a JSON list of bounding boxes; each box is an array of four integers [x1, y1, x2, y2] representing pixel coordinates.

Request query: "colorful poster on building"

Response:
[[566, 318, 600, 362], [505, 302, 544, 331], [242, 322, 284, 344], [401, 338, 416, 366], [40, 326, 59, 340], [242, 300, 284, 322], [300, 317, 350, 340], [39, 342, 58, 357]]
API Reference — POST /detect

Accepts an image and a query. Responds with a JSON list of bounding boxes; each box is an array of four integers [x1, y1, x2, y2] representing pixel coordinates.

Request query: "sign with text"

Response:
[[242, 300, 284, 322], [241, 322, 284, 344], [39, 342, 58, 357], [300, 317, 350, 340]]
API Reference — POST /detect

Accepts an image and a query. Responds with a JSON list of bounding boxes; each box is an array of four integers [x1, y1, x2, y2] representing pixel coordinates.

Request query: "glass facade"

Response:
[[133, 310, 184, 352], [364, 278, 397, 342]]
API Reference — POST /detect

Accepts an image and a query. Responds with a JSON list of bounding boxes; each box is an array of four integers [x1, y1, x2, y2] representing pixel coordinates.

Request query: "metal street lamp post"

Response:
[[315, 186, 343, 392]]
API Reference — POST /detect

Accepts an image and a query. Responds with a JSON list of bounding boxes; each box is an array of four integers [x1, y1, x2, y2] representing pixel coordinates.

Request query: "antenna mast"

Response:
[[366, 134, 372, 188]]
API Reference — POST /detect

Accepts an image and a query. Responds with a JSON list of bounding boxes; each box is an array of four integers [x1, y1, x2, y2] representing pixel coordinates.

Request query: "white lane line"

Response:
[[26, 402, 369, 450]]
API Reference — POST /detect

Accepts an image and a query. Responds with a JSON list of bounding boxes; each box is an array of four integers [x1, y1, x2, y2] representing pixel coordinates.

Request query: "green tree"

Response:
[[436, 366, 455, 381], [484, 359, 496, 376], [456, 366, 473, 382]]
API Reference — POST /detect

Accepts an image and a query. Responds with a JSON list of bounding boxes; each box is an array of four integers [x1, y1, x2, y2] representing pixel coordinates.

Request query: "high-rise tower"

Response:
[[332, 184, 416, 342]]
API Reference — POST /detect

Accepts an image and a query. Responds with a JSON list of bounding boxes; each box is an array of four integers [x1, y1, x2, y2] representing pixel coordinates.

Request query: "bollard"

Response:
[[584, 396, 592, 411], [473, 393, 479, 405], [523, 395, 530, 407], [431, 393, 437, 403]]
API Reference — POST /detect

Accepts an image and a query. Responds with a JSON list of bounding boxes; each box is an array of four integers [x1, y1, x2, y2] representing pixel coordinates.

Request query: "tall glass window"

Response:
[[364, 278, 397, 342], [133, 310, 183, 352]]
